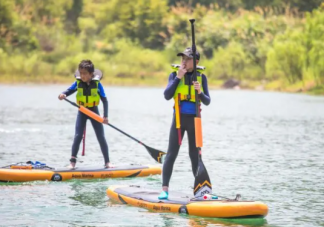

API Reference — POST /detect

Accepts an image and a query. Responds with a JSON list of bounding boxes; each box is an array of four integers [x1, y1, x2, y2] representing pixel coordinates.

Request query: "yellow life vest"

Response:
[[173, 72, 204, 102], [76, 80, 100, 107], [171, 64, 206, 131]]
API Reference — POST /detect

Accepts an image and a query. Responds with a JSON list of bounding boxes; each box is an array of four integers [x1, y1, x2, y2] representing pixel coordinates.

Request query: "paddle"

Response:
[[189, 19, 213, 198], [63, 98, 166, 163]]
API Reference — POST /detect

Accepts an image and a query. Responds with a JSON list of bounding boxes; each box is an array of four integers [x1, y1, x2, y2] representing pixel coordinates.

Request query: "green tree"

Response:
[[168, 0, 243, 11], [303, 9, 324, 84], [0, 0, 39, 52], [0, 0, 14, 49], [266, 31, 305, 83], [288, 0, 322, 12], [14, 0, 71, 25], [97, 0, 168, 49], [65, 0, 83, 34]]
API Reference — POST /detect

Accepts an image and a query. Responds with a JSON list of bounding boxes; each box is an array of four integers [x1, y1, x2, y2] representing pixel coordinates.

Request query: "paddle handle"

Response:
[[64, 98, 78, 108], [189, 19, 200, 118]]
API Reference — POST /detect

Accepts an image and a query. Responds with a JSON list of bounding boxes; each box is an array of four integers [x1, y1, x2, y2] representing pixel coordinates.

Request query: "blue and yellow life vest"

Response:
[[76, 80, 100, 107], [171, 64, 206, 131], [173, 72, 204, 102], [171, 64, 205, 103]]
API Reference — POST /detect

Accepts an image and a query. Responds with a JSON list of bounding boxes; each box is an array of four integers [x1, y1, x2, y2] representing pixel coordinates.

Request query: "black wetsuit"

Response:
[[162, 71, 210, 187], [62, 80, 110, 164]]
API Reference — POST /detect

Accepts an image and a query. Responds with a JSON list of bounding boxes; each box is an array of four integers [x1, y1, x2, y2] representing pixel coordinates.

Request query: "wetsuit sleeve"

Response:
[[164, 72, 180, 100], [62, 81, 77, 96], [98, 82, 108, 118], [199, 74, 211, 106]]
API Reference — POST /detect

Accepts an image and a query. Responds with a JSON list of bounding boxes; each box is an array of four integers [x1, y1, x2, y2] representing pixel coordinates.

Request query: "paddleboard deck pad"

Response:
[[0, 162, 161, 182], [107, 185, 268, 218]]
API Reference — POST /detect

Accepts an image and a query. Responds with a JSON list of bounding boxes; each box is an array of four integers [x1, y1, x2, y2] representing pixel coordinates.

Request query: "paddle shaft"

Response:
[[64, 98, 154, 151], [189, 19, 212, 197], [189, 19, 200, 118], [190, 19, 203, 148], [107, 122, 146, 146], [64, 98, 147, 147]]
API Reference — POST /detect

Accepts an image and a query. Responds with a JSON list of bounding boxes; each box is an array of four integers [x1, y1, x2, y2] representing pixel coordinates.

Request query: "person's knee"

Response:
[[74, 133, 83, 141], [96, 134, 106, 142], [166, 153, 177, 163]]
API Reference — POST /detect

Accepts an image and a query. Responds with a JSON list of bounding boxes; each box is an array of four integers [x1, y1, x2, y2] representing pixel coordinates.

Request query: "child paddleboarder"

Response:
[[58, 60, 113, 169]]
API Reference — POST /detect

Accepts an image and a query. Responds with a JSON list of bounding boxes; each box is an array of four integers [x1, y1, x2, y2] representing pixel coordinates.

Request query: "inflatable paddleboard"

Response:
[[107, 185, 268, 218], [0, 163, 161, 182]]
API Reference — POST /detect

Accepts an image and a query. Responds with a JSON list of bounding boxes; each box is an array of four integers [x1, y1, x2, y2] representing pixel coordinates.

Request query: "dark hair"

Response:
[[78, 60, 94, 73]]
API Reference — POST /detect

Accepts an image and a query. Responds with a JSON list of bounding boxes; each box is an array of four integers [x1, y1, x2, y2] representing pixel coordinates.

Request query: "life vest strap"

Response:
[[178, 94, 196, 102], [175, 94, 181, 129], [175, 93, 182, 145], [78, 101, 99, 107]]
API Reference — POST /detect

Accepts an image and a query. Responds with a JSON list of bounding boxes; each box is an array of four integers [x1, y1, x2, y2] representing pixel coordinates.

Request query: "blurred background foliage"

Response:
[[1, 0, 324, 93]]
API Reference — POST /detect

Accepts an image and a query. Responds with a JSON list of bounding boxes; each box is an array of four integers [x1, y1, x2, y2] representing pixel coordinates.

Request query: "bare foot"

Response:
[[105, 162, 115, 168]]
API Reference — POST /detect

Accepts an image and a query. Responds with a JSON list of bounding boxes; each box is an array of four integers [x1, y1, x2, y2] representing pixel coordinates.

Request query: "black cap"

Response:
[[177, 47, 200, 60]]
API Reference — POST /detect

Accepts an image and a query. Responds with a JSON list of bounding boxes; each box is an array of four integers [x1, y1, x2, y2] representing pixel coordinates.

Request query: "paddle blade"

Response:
[[79, 106, 104, 123], [145, 145, 166, 164], [194, 117, 203, 147], [194, 153, 212, 198]]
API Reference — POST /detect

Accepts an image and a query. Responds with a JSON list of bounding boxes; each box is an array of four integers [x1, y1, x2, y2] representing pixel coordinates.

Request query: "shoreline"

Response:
[[0, 76, 323, 96]]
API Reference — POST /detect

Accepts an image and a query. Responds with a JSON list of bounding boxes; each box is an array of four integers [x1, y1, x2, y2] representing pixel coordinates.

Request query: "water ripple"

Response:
[[0, 86, 323, 227]]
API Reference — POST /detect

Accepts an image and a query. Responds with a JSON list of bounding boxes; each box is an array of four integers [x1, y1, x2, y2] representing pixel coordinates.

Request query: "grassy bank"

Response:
[[1, 2, 324, 95], [1, 74, 322, 95]]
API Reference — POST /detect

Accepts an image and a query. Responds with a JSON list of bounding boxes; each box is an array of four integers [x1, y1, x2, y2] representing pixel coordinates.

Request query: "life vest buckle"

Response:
[[186, 95, 191, 100]]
